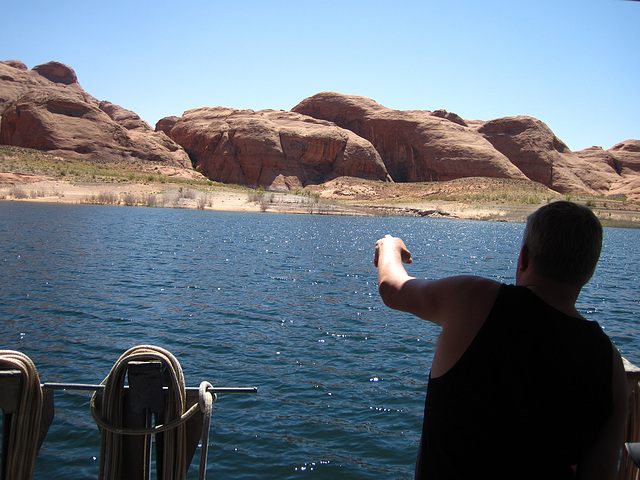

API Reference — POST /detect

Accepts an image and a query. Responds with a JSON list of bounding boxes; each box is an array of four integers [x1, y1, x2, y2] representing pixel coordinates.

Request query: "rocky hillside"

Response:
[[292, 92, 639, 198], [0, 60, 193, 170], [156, 108, 390, 191], [2, 60, 639, 200]]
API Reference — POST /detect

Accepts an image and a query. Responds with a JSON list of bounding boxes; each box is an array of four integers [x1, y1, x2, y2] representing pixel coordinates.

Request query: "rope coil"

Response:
[[91, 400, 201, 436], [90, 345, 214, 480], [1, 347, 219, 480], [0, 350, 43, 480]]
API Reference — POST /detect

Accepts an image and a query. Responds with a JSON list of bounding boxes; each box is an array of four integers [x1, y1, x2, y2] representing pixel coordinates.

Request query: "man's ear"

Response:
[[517, 244, 530, 273]]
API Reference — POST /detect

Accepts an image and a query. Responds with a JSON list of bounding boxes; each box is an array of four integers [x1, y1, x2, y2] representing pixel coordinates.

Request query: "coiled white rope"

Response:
[[89, 345, 216, 480], [0, 350, 42, 480]]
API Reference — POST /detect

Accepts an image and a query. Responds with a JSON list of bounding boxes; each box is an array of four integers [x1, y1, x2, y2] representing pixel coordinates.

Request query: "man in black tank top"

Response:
[[374, 201, 627, 479]]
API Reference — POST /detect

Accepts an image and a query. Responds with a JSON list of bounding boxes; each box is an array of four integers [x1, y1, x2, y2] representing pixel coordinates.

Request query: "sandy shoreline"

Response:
[[0, 177, 539, 221], [1, 175, 639, 227], [0, 177, 260, 210]]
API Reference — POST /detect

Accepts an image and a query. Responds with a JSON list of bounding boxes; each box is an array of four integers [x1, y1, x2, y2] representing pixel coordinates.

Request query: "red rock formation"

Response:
[[98, 101, 152, 132], [292, 92, 527, 183], [1, 60, 28, 70], [574, 141, 640, 199], [158, 107, 391, 190], [0, 60, 192, 168], [477, 116, 599, 194], [32, 61, 78, 85], [155, 116, 180, 135], [570, 146, 623, 193], [431, 109, 468, 127], [477, 117, 640, 196], [609, 140, 640, 175], [3, 60, 639, 198]]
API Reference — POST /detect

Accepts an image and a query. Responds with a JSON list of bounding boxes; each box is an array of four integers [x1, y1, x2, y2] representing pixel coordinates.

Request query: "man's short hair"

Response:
[[523, 201, 603, 286]]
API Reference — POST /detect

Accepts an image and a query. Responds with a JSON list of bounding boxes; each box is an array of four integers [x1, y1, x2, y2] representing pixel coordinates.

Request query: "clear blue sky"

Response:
[[3, 0, 638, 151]]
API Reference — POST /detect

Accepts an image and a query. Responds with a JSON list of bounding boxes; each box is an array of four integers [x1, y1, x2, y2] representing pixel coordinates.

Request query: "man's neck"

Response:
[[516, 274, 583, 318]]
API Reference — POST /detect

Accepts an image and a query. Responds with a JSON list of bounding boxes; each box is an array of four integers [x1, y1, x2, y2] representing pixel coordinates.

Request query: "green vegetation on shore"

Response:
[[1, 145, 639, 227], [0, 145, 213, 186]]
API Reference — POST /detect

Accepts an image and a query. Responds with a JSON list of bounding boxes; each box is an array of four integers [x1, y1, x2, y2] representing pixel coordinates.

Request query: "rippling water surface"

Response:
[[1, 202, 638, 479]]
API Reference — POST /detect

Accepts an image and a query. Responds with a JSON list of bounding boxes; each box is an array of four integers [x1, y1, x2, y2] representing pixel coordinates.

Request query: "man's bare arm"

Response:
[[374, 235, 499, 327]]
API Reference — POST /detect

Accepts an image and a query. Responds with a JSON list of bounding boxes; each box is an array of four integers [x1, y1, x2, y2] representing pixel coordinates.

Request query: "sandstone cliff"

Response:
[[573, 140, 640, 200], [477, 116, 599, 194], [292, 92, 527, 183], [157, 107, 391, 190], [0, 60, 192, 168], [2, 60, 639, 199], [293, 91, 640, 199]]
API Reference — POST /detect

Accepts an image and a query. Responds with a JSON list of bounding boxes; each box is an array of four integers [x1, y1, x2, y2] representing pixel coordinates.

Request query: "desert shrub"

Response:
[[93, 192, 120, 204], [196, 195, 208, 209], [122, 193, 137, 206], [248, 191, 264, 203], [145, 194, 159, 207], [162, 190, 180, 207], [10, 187, 28, 199], [180, 188, 198, 200]]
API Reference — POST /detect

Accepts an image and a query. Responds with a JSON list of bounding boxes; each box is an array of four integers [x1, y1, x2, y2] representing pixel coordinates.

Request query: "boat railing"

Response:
[[2, 350, 640, 479], [621, 358, 640, 480], [0, 347, 256, 480]]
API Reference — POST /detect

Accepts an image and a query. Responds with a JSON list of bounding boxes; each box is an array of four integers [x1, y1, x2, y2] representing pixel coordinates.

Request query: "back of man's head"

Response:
[[523, 201, 603, 287]]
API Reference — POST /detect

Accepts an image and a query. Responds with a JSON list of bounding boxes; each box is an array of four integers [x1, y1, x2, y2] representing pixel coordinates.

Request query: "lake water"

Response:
[[1, 202, 638, 479]]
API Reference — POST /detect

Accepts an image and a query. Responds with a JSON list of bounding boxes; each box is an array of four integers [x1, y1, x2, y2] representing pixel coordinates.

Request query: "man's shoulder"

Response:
[[442, 276, 503, 301], [438, 276, 502, 323]]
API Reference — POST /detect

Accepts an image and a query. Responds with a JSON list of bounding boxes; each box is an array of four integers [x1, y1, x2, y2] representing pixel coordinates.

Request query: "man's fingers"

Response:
[[375, 235, 413, 266]]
